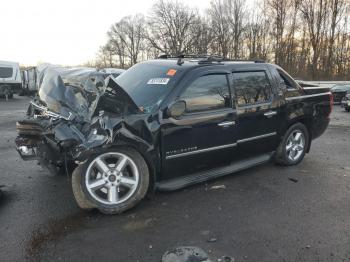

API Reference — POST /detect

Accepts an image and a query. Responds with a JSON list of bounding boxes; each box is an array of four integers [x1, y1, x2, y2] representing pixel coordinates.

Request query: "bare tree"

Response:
[[95, 44, 115, 68], [245, 2, 270, 60], [109, 14, 146, 67], [147, 0, 200, 54], [326, 0, 347, 76], [227, 0, 247, 58], [208, 0, 232, 58], [299, 0, 329, 79], [93, 0, 350, 81]]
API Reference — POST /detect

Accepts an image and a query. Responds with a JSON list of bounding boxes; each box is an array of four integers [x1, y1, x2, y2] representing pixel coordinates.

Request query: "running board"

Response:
[[156, 153, 274, 191]]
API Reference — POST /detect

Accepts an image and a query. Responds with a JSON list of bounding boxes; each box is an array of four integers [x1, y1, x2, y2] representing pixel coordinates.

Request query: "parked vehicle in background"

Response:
[[15, 56, 332, 215], [21, 70, 28, 92], [20, 67, 38, 95], [341, 92, 350, 112], [330, 84, 350, 104], [0, 61, 22, 99], [26, 67, 38, 93]]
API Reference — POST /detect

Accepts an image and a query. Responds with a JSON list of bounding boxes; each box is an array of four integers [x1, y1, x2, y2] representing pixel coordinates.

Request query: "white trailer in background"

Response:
[[0, 60, 22, 99], [21, 67, 38, 95]]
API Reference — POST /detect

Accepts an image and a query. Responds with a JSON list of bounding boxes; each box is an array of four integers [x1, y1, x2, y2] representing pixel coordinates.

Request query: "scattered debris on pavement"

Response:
[[201, 230, 210, 236], [210, 185, 226, 190], [288, 177, 298, 183], [162, 246, 211, 262], [207, 237, 218, 243], [217, 256, 234, 262]]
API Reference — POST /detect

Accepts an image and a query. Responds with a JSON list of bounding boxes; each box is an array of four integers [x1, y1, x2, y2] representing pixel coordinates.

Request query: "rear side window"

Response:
[[0, 67, 13, 78], [233, 71, 272, 106], [180, 74, 231, 113], [278, 69, 297, 89]]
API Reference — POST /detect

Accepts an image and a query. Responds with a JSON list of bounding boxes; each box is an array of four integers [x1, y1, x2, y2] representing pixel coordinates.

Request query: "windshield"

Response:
[[115, 62, 185, 112], [331, 85, 350, 92], [0, 67, 13, 78]]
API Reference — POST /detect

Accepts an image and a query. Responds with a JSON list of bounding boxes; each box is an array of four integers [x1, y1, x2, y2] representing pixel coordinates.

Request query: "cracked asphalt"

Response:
[[0, 96, 349, 262]]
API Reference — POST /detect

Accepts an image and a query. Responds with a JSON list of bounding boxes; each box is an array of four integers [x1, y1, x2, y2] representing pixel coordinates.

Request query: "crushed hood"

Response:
[[37, 65, 139, 122]]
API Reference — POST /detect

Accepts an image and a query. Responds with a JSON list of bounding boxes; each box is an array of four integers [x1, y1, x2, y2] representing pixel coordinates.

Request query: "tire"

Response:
[[72, 165, 95, 209], [71, 147, 149, 215], [274, 123, 309, 166], [345, 107, 350, 112]]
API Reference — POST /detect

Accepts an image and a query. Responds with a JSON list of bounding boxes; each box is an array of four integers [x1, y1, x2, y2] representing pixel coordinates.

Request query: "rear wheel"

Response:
[[72, 148, 149, 214], [274, 123, 309, 166]]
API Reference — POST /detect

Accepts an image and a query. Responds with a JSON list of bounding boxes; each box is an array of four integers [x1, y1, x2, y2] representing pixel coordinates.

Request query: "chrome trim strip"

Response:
[[237, 132, 277, 143], [302, 87, 329, 90], [166, 143, 237, 159], [285, 92, 331, 101], [30, 101, 73, 120], [263, 111, 277, 117], [218, 121, 236, 127]]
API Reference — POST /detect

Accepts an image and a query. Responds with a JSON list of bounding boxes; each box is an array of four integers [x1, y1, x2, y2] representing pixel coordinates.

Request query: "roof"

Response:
[[142, 57, 272, 71], [0, 60, 20, 67]]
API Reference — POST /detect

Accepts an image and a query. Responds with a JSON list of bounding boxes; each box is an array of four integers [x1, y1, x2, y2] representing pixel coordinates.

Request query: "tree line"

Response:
[[92, 0, 350, 80]]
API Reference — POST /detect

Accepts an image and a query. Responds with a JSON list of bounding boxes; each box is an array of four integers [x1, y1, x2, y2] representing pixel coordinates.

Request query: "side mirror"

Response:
[[167, 100, 186, 118]]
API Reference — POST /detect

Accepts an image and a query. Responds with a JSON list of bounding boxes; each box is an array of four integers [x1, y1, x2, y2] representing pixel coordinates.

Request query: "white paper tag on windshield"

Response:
[[147, 78, 170, 85]]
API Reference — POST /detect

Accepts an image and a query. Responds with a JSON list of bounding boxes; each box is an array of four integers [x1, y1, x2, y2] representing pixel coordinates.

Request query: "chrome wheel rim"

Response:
[[85, 152, 139, 205], [286, 130, 305, 162]]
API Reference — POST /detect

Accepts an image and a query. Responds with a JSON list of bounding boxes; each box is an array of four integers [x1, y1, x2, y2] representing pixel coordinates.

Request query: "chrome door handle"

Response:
[[264, 111, 277, 118], [218, 121, 236, 127]]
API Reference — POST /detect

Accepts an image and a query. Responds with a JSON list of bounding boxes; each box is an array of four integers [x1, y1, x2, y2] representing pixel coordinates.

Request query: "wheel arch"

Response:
[[107, 141, 158, 194]]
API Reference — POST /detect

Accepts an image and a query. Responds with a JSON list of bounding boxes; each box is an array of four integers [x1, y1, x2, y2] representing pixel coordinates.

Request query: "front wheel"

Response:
[[72, 148, 149, 215], [274, 123, 309, 166]]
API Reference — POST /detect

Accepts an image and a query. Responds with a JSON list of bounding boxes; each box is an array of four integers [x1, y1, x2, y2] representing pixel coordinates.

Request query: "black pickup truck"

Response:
[[15, 57, 332, 214]]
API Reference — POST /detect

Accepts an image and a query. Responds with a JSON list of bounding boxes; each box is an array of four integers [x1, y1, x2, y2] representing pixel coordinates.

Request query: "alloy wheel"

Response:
[[85, 152, 140, 205], [285, 130, 305, 162]]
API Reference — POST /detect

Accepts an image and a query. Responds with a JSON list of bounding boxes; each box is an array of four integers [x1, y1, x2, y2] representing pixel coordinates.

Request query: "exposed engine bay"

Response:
[[15, 66, 140, 174]]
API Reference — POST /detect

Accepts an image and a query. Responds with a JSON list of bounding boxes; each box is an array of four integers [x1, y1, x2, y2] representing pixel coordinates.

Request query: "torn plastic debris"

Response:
[[162, 246, 211, 262], [210, 185, 226, 190], [35, 65, 138, 123], [217, 256, 234, 262]]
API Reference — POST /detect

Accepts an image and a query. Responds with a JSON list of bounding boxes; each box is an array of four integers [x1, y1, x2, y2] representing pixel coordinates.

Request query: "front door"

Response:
[[160, 71, 238, 179], [232, 68, 279, 158]]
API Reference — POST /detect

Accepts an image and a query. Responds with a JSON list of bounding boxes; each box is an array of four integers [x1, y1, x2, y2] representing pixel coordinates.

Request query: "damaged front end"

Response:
[[15, 66, 139, 174]]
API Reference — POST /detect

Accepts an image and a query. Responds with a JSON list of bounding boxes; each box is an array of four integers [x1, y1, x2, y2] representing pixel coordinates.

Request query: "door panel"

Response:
[[160, 71, 238, 180], [232, 69, 279, 158], [161, 109, 237, 179]]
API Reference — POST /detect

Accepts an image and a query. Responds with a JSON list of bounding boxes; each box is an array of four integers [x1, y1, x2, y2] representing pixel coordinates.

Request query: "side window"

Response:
[[233, 71, 272, 106], [278, 69, 296, 89], [180, 74, 231, 113]]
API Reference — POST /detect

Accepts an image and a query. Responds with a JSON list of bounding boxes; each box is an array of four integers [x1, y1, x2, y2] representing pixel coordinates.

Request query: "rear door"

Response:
[[160, 69, 238, 179], [232, 67, 279, 158]]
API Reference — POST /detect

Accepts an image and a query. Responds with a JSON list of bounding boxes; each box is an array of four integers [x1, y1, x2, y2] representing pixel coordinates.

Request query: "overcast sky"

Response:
[[0, 0, 217, 66]]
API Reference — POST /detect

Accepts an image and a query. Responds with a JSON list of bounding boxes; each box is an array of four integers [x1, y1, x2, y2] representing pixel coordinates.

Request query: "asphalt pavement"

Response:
[[0, 95, 349, 262]]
